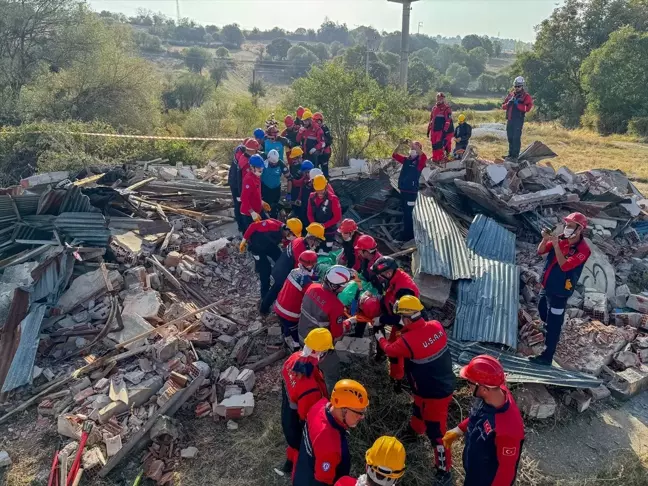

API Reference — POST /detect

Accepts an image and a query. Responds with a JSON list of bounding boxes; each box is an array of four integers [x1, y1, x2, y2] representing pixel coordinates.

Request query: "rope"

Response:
[[0, 131, 241, 142]]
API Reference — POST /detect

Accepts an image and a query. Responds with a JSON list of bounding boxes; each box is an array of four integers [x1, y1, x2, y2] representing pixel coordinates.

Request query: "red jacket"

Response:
[[502, 91, 533, 121], [429, 103, 452, 134], [243, 218, 284, 254], [275, 268, 315, 321], [297, 124, 325, 154], [239, 170, 262, 216], [307, 187, 342, 232], [282, 352, 328, 421], [334, 477, 358, 486], [287, 237, 309, 267], [299, 283, 347, 340], [383, 269, 420, 316]]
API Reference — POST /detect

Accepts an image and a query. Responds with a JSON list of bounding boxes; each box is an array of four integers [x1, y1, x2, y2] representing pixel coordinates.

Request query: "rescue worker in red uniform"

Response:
[[502, 76, 533, 160], [375, 296, 455, 484], [313, 112, 333, 179], [297, 167, 321, 229], [334, 436, 406, 486], [240, 217, 303, 299], [353, 235, 382, 287], [277, 328, 333, 478], [443, 355, 525, 486], [299, 265, 352, 392], [297, 110, 326, 173], [533, 212, 590, 365], [392, 140, 427, 242], [289, 157, 310, 212], [343, 290, 382, 339], [308, 175, 342, 254], [371, 257, 420, 387], [275, 250, 319, 349], [239, 154, 271, 231], [427, 93, 453, 162], [336, 219, 362, 270], [229, 138, 259, 232], [295, 106, 306, 128], [294, 379, 369, 486], [282, 115, 301, 150], [260, 223, 326, 315]]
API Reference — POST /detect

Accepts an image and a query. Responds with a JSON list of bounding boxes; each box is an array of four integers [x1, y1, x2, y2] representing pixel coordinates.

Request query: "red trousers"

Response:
[[387, 329, 404, 380], [411, 394, 453, 472], [430, 131, 452, 162]]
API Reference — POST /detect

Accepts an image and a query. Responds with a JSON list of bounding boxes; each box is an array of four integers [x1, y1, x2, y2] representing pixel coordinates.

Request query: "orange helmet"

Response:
[[313, 112, 324, 122], [331, 379, 369, 409]]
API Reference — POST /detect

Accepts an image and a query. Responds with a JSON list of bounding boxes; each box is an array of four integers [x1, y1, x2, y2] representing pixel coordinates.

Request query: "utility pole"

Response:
[[418, 21, 423, 34], [176, 0, 181, 23], [388, 0, 420, 89]]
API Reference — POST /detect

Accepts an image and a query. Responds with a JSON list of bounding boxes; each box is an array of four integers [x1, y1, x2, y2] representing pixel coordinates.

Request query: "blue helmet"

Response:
[[249, 154, 265, 168], [301, 160, 314, 171], [253, 128, 265, 140]]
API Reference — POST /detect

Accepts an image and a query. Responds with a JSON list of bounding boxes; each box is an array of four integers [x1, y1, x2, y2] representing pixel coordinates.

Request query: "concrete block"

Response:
[[608, 366, 648, 400], [181, 446, 198, 459], [627, 294, 648, 314], [235, 369, 256, 392], [150, 415, 180, 441], [180, 269, 198, 283], [70, 377, 92, 395], [0, 450, 12, 468], [219, 366, 239, 385], [214, 392, 255, 419], [153, 335, 180, 362], [57, 269, 123, 315], [122, 290, 164, 323], [82, 447, 106, 470], [335, 337, 371, 363], [103, 434, 122, 457], [98, 376, 163, 424], [224, 384, 243, 398], [124, 370, 146, 385], [108, 314, 154, 349], [164, 251, 182, 268], [613, 349, 640, 370], [513, 384, 556, 419], [218, 334, 236, 348], [587, 385, 611, 401], [563, 389, 591, 412]]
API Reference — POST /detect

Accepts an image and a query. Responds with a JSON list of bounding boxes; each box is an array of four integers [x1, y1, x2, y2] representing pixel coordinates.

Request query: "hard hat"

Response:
[[393, 295, 424, 316], [354, 235, 377, 251], [312, 112, 324, 122], [290, 146, 304, 158], [284, 115, 295, 128], [249, 154, 265, 169], [306, 223, 326, 240], [267, 125, 279, 134], [296, 106, 305, 118], [302, 109, 313, 121], [267, 149, 279, 164], [301, 160, 314, 171], [564, 212, 587, 229], [285, 218, 303, 237], [459, 354, 505, 388], [331, 379, 369, 409], [458, 114, 466, 123], [253, 128, 265, 140], [365, 436, 406, 485], [313, 175, 328, 191], [325, 265, 352, 286], [309, 168, 323, 179], [372, 256, 398, 275], [244, 139, 260, 151], [436, 92, 445, 99], [359, 292, 382, 319], [298, 250, 318, 267], [514, 76, 525, 87], [304, 328, 334, 352], [338, 219, 358, 234]]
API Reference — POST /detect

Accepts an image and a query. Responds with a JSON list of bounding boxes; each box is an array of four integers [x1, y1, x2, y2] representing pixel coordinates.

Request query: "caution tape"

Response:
[[0, 130, 241, 142]]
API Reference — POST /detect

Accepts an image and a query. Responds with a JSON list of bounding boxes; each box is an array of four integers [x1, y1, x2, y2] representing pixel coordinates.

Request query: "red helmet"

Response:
[[459, 355, 505, 387], [284, 115, 295, 128], [354, 235, 377, 251], [359, 292, 381, 319], [244, 139, 260, 151], [313, 112, 324, 122], [564, 212, 587, 229], [338, 219, 358, 234], [296, 106, 305, 118], [299, 250, 318, 268]]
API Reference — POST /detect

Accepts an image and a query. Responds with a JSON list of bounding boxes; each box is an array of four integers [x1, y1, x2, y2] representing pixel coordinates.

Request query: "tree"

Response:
[[480, 36, 494, 57], [581, 27, 648, 134], [411, 47, 436, 66], [434, 44, 468, 73], [163, 73, 213, 111], [477, 73, 496, 92], [307, 42, 330, 61], [493, 40, 503, 57], [411, 34, 439, 52], [330, 41, 344, 57], [408, 60, 438, 95], [183, 95, 231, 137], [461, 34, 483, 52], [287, 45, 318, 77], [209, 62, 228, 88], [221, 23, 245, 48], [378, 51, 400, 74], [445, 63, 471, 92], [266, 38, 292, 59], [317, 19, 350, 44], [495, 73, 510, 92], [380, 33, 402, 54], [133, 31, 164, 53], [215, 47, 230, 58], [466, 47, 488, 76], [248, 80, 266, 106], [295, 28, 307, 37], [184, 47, 212, 73]]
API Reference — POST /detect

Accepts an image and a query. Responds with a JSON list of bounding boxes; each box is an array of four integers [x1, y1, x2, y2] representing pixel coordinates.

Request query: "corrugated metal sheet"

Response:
[[55, 212, 110, 247], [448, 339, 601, 388], [467, 214, 516, 264], [60, 186, 99, 213], [30, 251, 75, 304], [1, 303, 47, 392], [330, 177, 393, 208], [413, 194, 472, 280], [13, 195, 41, 217]]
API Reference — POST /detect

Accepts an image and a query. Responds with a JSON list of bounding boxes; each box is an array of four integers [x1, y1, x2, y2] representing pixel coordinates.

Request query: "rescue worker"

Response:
[[371, 257, 420, 388], [532, 212, 590, 365], [275, 250, 319, 349], [443, 355, 525, 486], [427, 93, 453, 162], [240, 217, 303, 299], [264, 125, 291, 162], [294, 379, 369, 486], [240, 154, 271, 231], [336, 219, 361, 270], [262, 149, 290, 218], [297, 109, 326, 171], [453, 114, 472, 158], [313, 112, 333, 179], [295, 106, 306, 127], [343, 290, 382, 339], [335, 436, 406, 486], [288, 154, 308, 208], [288, 146, 305, 170], [375, 296, 455, 484], [299, 265, 352, 392], [229, 138, 259, 232], [278, 328, 333, 477], [353, 235, 382, 287], [392, 140, 427, 242], [282, 115, 300, 149], [502, 76, 534, 160], [260, 223, 326, 315], [307, 175, 342, 254], [253, 127, 266, 158], [297, 168, 322, 229]]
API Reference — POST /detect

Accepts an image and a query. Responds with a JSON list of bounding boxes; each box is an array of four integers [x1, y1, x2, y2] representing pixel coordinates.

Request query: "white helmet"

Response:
[[325, 265, 351, 286], [309, 168, 323, 179], [514, 76, 525, 87], [267, 149, 279, 164]]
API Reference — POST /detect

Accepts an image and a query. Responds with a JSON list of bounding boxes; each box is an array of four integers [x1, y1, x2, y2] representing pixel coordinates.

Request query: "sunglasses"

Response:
[[346, 408, 366, 418]]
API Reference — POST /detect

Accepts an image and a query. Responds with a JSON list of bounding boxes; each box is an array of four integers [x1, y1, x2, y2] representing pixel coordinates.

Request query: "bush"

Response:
[[628, 117, 648, 138]]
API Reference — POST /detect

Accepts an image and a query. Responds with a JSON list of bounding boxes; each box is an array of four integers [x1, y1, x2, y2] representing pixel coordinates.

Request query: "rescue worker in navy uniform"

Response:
[[313, 112, 333, 179], [532, 212, 591, 365], [391, 140, 427, 242], [293, 379, 369, 486], [228, 138, 259, 232], [453, 114, 472, 158], [375, 296, 455, 485], [502, 76, 534, 160], [240, 217, 303, 300], [443, 355, 525, 486]]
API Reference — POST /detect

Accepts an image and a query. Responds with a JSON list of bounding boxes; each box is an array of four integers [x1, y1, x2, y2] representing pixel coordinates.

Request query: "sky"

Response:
[[86, 0, 563, 42]]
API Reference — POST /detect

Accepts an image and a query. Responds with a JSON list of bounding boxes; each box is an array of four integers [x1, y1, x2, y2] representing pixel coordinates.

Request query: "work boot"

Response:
[[434, 470, 453, 485], [273, 459, 293, 477]]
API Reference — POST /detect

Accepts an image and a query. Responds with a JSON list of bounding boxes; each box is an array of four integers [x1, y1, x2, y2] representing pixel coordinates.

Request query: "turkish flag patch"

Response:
[[483, 420, 492, 435], [577, 253, 585, 261], [503, 447, 517, 457]]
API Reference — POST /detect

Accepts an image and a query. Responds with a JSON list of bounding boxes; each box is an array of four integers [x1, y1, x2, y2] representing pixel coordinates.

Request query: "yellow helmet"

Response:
[[458, 114, 466, 123], [366, 436, 406, 485], [331, 379, 369, 409], [306, 223, 326, 241], [302, 109, 313, 121], [313, 175, 328, 191], [393, 295, 424, 316], [304, 328, 334, 352], [286, 218, 303, 237], [289, 146, 304, 158]]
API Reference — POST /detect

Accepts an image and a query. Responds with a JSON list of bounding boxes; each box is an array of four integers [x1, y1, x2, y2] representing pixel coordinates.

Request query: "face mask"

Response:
[[254, 169, 263, 177], [563, 227, 576, 238], [302, 345, 320, 359], [342, 234, 352, 242], [286, 235, 296, 241], [409, 149, 417, 157], [300, 264, 314, 276]]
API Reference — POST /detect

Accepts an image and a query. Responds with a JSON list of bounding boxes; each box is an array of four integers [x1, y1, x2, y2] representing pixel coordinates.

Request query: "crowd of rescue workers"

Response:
[[226, 76, 593, 486]]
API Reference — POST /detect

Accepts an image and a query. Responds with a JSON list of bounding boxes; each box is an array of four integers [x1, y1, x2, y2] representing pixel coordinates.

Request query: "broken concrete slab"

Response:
[[507, 186, 566, 211], [153, 335, 180, 362], [486, 164, 508, 185], [124, 370, 146, 385], [57, 269, 123, 315], [150, 415, 180, 441], [587, 385, 611, 401], [57, 415, 102, 445], [103, 434, 122, 457], [513, 384, 556, 419], [108, 314, 154, 350], [70, 377, 92, 395], [578, 239, 616, 299], [180, 446, 198, 459], [335, 337, 372, 363], [214, 392, 255, 419], [412, 271, 451, 308], [563, 389, 591, 412], [626, 294, 648, 314], [122, 290, 164, 323], [0, 450, 12, 468], [613, 347, 640, 370], [98, 376, 163, 424]]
